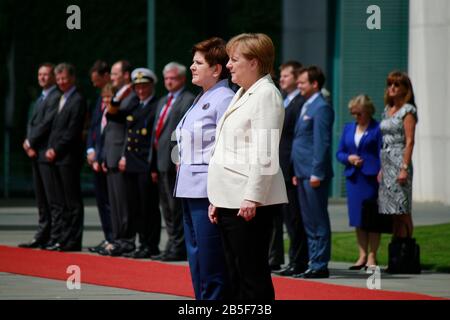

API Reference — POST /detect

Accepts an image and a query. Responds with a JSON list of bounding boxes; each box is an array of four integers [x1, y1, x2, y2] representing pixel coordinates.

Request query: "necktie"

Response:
[[139, 102, 145, 109], [58, 95, 66, 113], [154, 94, 174, 148], [100, 102, 108, 133]]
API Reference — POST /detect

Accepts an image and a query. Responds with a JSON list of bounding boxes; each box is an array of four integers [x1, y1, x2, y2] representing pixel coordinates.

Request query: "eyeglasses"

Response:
[[351, 112, 362, 117], [387, 81, 400, 88]]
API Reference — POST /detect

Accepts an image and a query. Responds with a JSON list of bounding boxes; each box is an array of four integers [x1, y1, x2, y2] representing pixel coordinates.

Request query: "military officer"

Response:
[[121, 68, 162, 258]]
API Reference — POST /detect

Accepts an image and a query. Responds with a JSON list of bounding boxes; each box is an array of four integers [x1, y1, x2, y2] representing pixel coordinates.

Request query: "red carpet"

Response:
[[0, 245, 442, 300]]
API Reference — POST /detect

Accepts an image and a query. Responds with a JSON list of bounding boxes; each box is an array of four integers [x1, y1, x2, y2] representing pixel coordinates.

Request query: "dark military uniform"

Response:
[[123, 96, 161, 255]]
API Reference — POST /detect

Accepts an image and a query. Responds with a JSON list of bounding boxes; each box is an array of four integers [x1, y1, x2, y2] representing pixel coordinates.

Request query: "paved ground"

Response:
[[0, 199, 449, 300]]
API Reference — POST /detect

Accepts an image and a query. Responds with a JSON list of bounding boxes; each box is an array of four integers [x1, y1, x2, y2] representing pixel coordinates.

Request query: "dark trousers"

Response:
[[43, 164, 64, 244], [217, 205, 275, 300], [31, 160, 52, 243], [106, 169, 135, 250], [297, 179, 331, 271], [159, 170, 185, 257], [93, 171, 112, 242], [268, 205, 284, 266], [125, 171, 161, 253], [283, 182, 309, 268], [52, 164, 84, 249], [182, 198, 229, 300]]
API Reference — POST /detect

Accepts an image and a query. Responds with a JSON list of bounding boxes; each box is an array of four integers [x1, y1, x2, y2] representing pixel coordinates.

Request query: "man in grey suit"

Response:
[[291, 66, 334, 278], [20, 63, 61, 249], [149, 62, 195, 261], [99, 60, 139, 256]]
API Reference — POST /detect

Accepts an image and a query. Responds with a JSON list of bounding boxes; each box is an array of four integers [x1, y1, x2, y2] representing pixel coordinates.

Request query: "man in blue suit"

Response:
[[291, 66, 334, 278], [86, 60, 112, 253]]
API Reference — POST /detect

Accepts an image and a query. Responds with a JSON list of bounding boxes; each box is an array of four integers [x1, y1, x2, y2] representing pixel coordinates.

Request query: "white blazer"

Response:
[[207, 74, 288, 209]]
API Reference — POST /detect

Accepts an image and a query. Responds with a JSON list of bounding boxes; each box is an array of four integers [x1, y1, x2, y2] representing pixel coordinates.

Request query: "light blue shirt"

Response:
[[42, 85, 57, 100], [300, 91, 321, 117], [283, 89, 300, 108]]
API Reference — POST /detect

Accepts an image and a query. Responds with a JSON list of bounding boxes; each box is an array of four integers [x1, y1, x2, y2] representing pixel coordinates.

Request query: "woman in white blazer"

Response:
[[207, 33, 287, 300]]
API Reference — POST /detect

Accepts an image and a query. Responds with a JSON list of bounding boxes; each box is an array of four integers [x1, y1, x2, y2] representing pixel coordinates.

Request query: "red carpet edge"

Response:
[[0, 245, 442, 300]]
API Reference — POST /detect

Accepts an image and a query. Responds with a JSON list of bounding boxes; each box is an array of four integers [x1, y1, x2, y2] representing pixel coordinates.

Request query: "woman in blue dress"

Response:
[[336, 94, 382, 269]]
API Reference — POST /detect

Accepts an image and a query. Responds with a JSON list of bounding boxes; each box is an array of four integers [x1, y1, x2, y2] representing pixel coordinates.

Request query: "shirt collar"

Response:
[[304, 92, 320, 106], [42, 85, 57, 99], [286, 89, 300, 103], [140, 95, 154, 106], [63, 86, 76, 99], [116, 83, 132, 97], [169, 87, 184, 100]]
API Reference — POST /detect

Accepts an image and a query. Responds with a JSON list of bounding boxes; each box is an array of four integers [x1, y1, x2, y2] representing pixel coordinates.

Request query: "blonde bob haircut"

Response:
[[348, 94, 376, 116], [226, 33, 275, 76]]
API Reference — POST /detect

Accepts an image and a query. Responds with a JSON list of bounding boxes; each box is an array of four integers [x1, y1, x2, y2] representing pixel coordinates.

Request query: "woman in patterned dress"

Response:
[[378, 71, 418, 238]]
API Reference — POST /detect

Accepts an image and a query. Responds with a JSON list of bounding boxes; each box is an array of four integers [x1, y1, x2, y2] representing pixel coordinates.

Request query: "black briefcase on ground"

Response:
[[387, 236, 421, 274], [361, 199, 393, 234]]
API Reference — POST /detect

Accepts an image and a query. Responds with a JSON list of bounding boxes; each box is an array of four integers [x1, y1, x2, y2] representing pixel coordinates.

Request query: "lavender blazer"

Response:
[[174, 79, 234, 198]]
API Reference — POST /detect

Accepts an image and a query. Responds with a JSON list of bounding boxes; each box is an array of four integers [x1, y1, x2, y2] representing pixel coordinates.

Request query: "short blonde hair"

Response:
[[226, 33, 275, 75], [348, 94, 376, 116]]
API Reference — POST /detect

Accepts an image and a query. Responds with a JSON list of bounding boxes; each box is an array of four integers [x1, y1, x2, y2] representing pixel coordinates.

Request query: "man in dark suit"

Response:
[[291, 66, 334, 278], [149, 62, 195, 261], [45, 63, 87, 251], [120, 68, 161, 259], [20, 63, 61, 249], [86, 60, 113, 253], [98, 60, 139, 256], [270, 61, 309, 276]]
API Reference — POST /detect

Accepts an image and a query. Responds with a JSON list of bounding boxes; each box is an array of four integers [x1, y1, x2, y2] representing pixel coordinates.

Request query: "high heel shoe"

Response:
[[348, 263, 367, 270]]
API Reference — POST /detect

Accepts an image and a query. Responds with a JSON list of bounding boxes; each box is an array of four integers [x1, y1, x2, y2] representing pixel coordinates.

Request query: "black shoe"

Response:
[[348, 263, 367, 271], [161, 253, 187, 262], [18, 239, 44, 249], [293, 268, 330, 279], [60, 245, 82, 252], [269, 264, 282, 272], [45, 243, 62, 251], [274, 264, 308, 276], [110, 245, 135, 257], [97, 247, 111, 256], [151, 252, 166, 261], [123, 248, 151, 259], [88, 240, 109, 253], [149, 248, 161, 256]]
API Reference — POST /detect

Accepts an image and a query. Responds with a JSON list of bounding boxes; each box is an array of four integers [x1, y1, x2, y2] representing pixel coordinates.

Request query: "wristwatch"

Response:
[[401, 163, 409, 170]]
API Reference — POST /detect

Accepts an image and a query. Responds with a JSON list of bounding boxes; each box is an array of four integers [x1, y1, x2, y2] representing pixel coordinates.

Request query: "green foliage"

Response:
[[331, 224, 450, 272], [285, 223, 450, 272]]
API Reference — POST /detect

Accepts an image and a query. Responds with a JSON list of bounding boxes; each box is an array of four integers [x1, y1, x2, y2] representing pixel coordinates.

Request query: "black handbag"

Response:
[[360, 199, 393, 234], [387, 225, 421, 274]]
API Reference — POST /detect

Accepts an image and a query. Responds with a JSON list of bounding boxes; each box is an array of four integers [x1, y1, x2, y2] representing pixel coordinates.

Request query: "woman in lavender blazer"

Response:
[[174, 37, 234, 300]]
